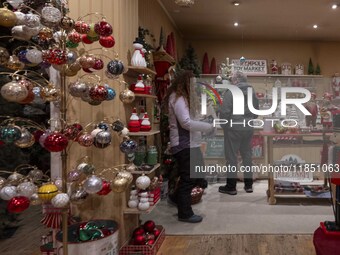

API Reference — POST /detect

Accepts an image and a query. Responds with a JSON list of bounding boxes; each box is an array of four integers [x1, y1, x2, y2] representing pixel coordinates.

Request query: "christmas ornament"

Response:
[[153, 227, 161, 238], [6, 55, 24, 70], [111, 177, 128, 193], [0, 125, 22, 143], [51, 193, 70, 208], [128, 199, 138, 208], [60, 16, 75, 31], [82, 34, 94, 44], [107, 60, 125, 75], [12, 26, 31, 40], [69, 80, 89, 97], [97, 122, 110, 131], [112, 120, 125, 132], [119, 127, 129, 137], [94, 20, 113, 36], [136, 175, 151, 190], [67, 50, 78, 64], [41, 5, 62, 25], [131, 38, 147, 67], [0, 6, 17, 27], [87, 23, 97, 37], [97, 179, 112, 195], [40, 84, 61, 101], [7, 196, 30, 213], [1, 80, 28, 102], [28, 168, 43, 181], [0, 47, 10, 65], [14, 128, 35, 148], [44, 49, 67, 65], [63, 123, 83, 141], [79, 54, 96, 69], [17, 181, 37, 198], [23, 25, 41, 37], [54, 177, 63, 190], [39, 27, 53, 40], [119, 137, 138, 154], [138, 197, 150, 211], [7, 172, 24, 185], [43, 132, 68, 152], [134, 75, 145, 93], [89, 85, 108, 101], [133, 227, 145, 237], [66, 40, 79, 48], [0, 185, 17, 200], [67, 30, 82, 43], [83, 175, 103, 194], [7, 0, 24, 9], [24, 13, 41, 28], [38, 183, 59, 202], [91, 128, 102, 137], [77, 162, 95, 175], [116, 171, 133, 184], [119, 88, 135, 104], [146, 239, 155, 246], [70, 186, 88, 204], [67, 170, 82, 182], [75, 20, 90, 34], [17, 49, 31, 64], [77, 132, 94, 147], [39, 129, 52, 147], [92, 58, 104, 70], [0, 177, 6, 189], [30, 193, 42, 205], [14, 11, 25, 25], [99, 35, 115, 48], [134, 234, 146, 245], [144, 220, 156, 232], [95, 130, 111, 144]]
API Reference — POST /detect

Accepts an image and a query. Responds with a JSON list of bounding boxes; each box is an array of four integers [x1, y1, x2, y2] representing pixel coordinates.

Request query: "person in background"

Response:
[[219, 71, 259, 195], [164, 70, 214, 223]]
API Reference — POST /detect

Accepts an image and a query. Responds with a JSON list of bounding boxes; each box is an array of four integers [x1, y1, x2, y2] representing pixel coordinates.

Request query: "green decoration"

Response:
[[308, 58, 314, 75], [138, 26, 156, 68], [179, 44, 201, 77], [315, 64, 321, 75]]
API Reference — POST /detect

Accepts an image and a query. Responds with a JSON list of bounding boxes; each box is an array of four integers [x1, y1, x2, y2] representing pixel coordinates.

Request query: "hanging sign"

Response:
[[231, 59, 268, 75]]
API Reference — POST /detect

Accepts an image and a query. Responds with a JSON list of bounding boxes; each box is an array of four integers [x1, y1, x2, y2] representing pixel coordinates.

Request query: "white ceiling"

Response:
[[159, 0, 340, 41]]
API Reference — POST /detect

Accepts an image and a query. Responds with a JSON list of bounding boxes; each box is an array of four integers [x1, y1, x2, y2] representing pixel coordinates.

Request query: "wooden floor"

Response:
[[157, 235, 316, 255]]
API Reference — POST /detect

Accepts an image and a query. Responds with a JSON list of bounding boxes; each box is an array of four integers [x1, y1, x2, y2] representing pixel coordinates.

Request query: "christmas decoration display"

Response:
[[140, 112, 151, 132], [179, 44, 201, 77], [131, 37, 147, 67]]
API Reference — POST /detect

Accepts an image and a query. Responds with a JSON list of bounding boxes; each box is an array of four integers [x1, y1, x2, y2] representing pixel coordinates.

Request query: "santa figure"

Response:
[[131, 37, 147, 67], [140, 112, 151, 132], [128, 108, 141, 132]]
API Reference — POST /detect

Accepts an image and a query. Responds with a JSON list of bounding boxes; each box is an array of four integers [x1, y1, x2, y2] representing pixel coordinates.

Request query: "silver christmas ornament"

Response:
[[7, 172, 24, 185], [12, 25, 31, 41], [17, 181, 37, 198], [25, 48, 43, 64], [135, 175, 151, 190], [0, 186, 17, 200], [23, 25, 41, 37], [28, 168, 43, 181], [41, 5, 62, 24], [0, 47, 10, 65], [7, 0, 24, 9], [95, 130, 112, 144], [14, 128, 35, 148], [24, 13, 41, 28], [14, 11, 25, 25], [76, 163, 95, 175], [54, 177, 63, 190], [0, 177, 6, 189], [67, 50, 78, 64], [70, 186, 88, 204], [69, 80, 89, 97], [83, 175, 103, 194], [1, 81, 28, 102], [51, 193, 70, 208], [30, 193, 42, 205]]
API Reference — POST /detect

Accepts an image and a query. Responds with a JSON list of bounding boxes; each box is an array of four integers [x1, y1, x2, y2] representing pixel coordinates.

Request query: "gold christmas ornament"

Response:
[[111, 177, 128, 193], [39, 27, 53, 40], [116, 171, 133, 184], [119, 88, 135, 104], [6, 55, 24, 70], [64, 67, 78, 77], [14, 128, 35, 148], [37, 183, 58, 202], [60, 16, 75, 31], [0, 6, 17, 27], [0, 47, 10, 65], [40, 84, 61, 102]]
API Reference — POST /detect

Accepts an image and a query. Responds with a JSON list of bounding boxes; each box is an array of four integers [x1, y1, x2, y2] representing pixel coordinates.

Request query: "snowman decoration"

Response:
[[131, 37, 147, 67]]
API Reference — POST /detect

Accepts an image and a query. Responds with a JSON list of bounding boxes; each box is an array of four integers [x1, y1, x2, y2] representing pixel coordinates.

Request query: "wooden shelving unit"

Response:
[[128, 130, 160, 136], [125, 66, 157, 77], [129, 163, 160, 175], [134, 93, 158, 99]]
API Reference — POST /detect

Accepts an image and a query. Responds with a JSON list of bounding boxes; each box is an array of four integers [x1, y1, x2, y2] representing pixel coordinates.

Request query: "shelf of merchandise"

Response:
[[128, 130, 160, 136], [200, 74, 324, 78], [125, 66, 157, 77], [123, 199, 161, 214], [134, 93, 158, 99], [129, 163, 160, 175]]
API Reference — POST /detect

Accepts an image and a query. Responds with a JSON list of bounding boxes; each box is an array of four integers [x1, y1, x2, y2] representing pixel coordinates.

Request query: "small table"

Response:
[[259, 131, 330, 205], [313, 227, 340, 255]]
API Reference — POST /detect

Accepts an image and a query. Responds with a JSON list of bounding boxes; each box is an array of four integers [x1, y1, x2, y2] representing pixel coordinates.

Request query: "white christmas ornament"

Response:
[[12, 25, 31, 40], [26, 48, 43, 64], [17, 181, 37, 198], [24, 14, 41, 28], [0, 186, 17, 200], [119, 127, 129, 137], [23, 25, 41, 37], [83, 175, 103, 194], [54, 177, 63, 191], [128, 199, 138, 208], [51, 193, 70, 208], [135, 175, 151, 190], [91, 128, 102, 138], [7, 0, 24, 9], [14, 11, 25, 25]]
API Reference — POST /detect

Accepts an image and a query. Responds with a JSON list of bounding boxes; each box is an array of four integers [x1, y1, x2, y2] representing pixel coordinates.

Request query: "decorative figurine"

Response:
[[128, 108, 141, 132], [140, 112, 151, 132], [320, 93, 337, 128], [281, 63, 292, 75], [131, 37, 147, 67], [295, 64, 304, 75], [271, 60, 279, 74]]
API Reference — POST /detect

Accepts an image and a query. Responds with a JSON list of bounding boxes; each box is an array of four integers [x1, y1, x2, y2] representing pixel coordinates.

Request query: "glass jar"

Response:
[[146, 146, 158, 165], [134, 146, 146, 166]]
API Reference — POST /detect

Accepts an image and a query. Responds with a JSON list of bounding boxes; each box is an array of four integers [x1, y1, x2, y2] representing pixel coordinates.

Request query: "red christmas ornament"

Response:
[[33, 130, 44, 142], [134, 234, 146, 245], [97, 180, 112, 195], [146, 239, 155, 246], [82, 68, 94, 73], [43, 132, 69, 152], [99, 36, 115, 48], [94, 20, 113, 36], [153, 227, 161, 239], [143, 220, 156, 232], [101, 229, 111, 237], [133, 227, 145, 237], [146, 232, 155, 241], [63, 123, 83, 141], [82, 34, 94, 44], [92, 58, 104, 70], [89, 85, 108, 101], [202, 52, 210, 74], [78, 133, 94, 147], [68, 30, 82, 43], [75, 21, 90, 34], [44, 49, 67, 65], [7, 196, 30, 213]]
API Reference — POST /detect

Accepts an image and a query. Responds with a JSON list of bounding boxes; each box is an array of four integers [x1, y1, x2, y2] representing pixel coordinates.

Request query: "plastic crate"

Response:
[[119, 225, 165, 255]]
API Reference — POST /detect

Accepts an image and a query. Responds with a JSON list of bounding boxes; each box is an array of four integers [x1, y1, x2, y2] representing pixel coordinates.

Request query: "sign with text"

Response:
[[231, 59, 267, 75]]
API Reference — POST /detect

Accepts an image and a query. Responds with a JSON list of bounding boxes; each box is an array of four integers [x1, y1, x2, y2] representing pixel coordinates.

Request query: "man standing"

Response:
[[218, 71, 259, 195]]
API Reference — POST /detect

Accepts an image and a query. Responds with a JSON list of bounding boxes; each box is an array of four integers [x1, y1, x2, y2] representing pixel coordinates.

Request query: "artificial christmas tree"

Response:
[[308, 58, 314, 75], [179, 44, 201, 77]]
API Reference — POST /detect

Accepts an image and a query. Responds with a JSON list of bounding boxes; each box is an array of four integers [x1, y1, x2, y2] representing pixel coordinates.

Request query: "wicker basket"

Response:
[[191, 187, 204, 204]]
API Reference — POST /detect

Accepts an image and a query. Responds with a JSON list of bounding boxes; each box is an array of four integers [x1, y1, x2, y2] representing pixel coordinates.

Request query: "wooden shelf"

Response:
[[152, 50, 175, 64], [134, 93, 157, 99], [129, 163, 160, 175], [200, 74, 324, 78], [128, 130, 160, 136], [125, 66, 157, 77], [123, 199, 160, 214]]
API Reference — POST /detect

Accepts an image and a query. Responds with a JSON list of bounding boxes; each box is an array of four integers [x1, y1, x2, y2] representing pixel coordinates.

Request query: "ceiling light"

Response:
[[332, 4, 338, 9], [313, 24, 318, 29], [234, 22, 239, 27], [174, 0, 194, 7], [232, 1, 240, 6]]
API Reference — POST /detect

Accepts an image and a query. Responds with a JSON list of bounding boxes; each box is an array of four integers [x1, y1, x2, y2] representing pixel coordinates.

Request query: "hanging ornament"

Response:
[[77, 162, 95, 175], [23, 25, 41, 38], [14, 11, 25, 25], [82, 34, 94, 44], [30, 193, 42, 205], [51, 193, 70, 208], [40, 84, 61, 102], [0, 177, 6, 189], [112, 120, 125, 132], [0, 5, 17, 27], [7, 172, 24, 185], [107, 60, 125, 75], [67, 170, 82, 182], [12, 26, 31, 41], [17, 181, 37, 198], [1, 80, 28, 102], [75, 20, 90, 34], [67, 29, 82, 43], [14, 128, 35, 148], [77, 132, 94, 147], [7, 196, 30, 213], [106, 87, 116, 101], [43, 132, 68, 152], [136, 174, 151, 190], [39, 129, 52, 147], [44, 49, 67, 65], [94, 130, 111, 148], [119, 88, 135, 104], [41, 4, 62, 25], [39, 27, 53, 40], [54, 177, 63, 190], [28, 168, 43, 181], [18, 78, 35, 104], [94, 20, 113, 36], [26, 48, 43, 64], [240, 56, 246, 64], [119, 137, 138, 154], [111, 177, 129, 193], [89, 85, 108, 101], [24, 13, 41, 28], [83, 175, 103, 194], [63, 123, 83, 141], [69, 80, 89, 97], [97, 122, 110, 131], [116, 171, 133, 184], [70, 186, 88, 204], [91, 128, 103, 138], [60, 16, 75, 31], [0, 185, 17, 200], [7, 0, 24, 9], [92, 58, 104, 70], [66, 40, 79, 49], [37, 183, 58, 202], [67, 50, 78, 64], [99, 35, 115, 48], [0, 47, 10, 65], [97, 179, 112, 195], [6, 55, 24, 70], [0, 125, 22, 143]]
